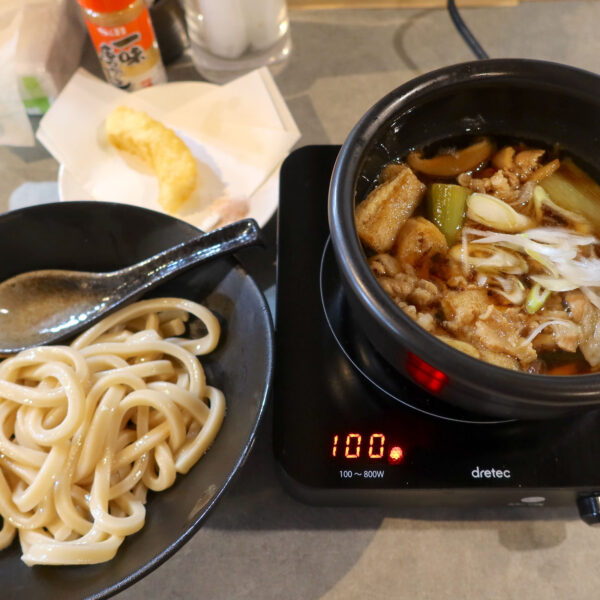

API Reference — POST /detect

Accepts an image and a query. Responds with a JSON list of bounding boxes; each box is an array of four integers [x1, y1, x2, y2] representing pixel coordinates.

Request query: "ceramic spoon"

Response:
[[0, 218, 262, 354]]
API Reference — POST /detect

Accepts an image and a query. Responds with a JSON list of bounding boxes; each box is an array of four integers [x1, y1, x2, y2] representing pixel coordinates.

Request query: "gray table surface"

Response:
[[3, 4, 600, 599]]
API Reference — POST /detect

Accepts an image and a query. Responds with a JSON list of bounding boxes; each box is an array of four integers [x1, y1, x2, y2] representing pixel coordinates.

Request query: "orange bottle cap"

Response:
[[77, 0, 134, 12]]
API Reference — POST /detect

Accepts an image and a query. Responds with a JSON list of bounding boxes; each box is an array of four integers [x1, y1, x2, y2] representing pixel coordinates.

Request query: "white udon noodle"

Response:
[[0, 297, 226, 566]]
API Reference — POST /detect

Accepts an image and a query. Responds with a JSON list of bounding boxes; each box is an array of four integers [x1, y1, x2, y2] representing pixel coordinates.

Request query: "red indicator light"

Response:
[[406, 352, 448, 394], [388, 446, 404, 464]]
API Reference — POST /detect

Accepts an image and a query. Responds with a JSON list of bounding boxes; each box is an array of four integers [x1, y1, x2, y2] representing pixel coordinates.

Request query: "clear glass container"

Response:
[[182, 0, 291, 83]]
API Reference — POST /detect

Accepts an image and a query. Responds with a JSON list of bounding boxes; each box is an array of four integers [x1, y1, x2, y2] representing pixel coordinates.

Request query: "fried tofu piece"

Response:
[[106, 106, 198, 214], [380, 162, 407, 183], [355, 164, 426, 253], [393, 217, 448, 267]]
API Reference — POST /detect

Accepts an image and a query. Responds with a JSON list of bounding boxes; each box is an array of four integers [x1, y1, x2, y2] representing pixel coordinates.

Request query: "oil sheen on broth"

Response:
[[355, 137, 600, 375]]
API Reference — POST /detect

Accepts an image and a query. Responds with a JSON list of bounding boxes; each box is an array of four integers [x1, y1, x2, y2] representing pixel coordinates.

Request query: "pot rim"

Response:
[[328, 58, 600, 406]]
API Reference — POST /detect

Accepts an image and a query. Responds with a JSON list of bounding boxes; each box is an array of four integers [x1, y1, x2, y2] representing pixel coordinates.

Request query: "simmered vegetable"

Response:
[[467, 192, 534, 232], [407, 138, 493, 177], [525, 283, 551, 314], [532, 185, 588, 226], [427, 183, 469, 245], [449, 243, 529, 275], [540, 160, 600, 234]]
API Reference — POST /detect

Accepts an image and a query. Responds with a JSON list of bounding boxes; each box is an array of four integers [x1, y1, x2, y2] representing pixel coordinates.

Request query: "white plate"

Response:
[[57, 81, 281, 230]]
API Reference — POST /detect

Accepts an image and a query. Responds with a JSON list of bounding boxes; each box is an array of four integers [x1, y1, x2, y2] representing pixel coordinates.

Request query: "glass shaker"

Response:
[[182, 0, 292, 83]]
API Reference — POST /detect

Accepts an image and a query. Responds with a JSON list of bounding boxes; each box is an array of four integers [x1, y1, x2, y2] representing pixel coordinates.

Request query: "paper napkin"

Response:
[[0, 12, 35, 147], [37, 67, 300, 230]]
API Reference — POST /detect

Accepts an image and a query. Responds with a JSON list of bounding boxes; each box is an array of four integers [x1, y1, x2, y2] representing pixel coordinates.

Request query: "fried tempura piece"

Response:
[[355, 163, 426, 253], [105, 106, 198, 214]]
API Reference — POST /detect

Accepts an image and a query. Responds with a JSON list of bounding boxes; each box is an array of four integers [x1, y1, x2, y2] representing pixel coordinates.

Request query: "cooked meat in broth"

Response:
[[355, 138, 600, 374]]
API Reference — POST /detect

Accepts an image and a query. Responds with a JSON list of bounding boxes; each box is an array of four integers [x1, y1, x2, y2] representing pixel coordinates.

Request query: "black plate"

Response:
[[0, 201, 273, 599]]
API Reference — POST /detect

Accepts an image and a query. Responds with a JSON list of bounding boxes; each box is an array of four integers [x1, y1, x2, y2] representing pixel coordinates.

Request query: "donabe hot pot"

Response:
[[328, 59, 600, 420]]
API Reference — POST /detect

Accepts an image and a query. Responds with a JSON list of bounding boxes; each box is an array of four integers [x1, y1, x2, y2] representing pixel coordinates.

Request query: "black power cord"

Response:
[[447, 0, 490, 60]]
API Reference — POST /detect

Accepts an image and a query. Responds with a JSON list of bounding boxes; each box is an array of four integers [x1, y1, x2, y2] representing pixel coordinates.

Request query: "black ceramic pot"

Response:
[[328, 58, 600, 420]]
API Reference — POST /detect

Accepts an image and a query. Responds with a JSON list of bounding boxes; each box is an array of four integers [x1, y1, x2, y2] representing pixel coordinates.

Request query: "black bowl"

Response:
[[0, 201, 273, 599], [329, 58, 600, 420]]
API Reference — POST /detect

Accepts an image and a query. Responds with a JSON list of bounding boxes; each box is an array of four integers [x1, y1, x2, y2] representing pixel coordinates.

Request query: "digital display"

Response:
[[331, 433, 404, 465]]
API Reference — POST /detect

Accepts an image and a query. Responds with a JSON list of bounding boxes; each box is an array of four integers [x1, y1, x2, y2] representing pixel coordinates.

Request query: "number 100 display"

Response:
[[331, 433, 404, 464]]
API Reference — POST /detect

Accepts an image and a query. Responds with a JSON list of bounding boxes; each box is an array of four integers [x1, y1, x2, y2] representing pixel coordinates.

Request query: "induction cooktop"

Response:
[[273, 145, 600, 524]]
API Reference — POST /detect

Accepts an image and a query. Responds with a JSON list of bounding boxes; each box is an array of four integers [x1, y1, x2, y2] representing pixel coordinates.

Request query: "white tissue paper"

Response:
[[0, 13, 34, 147], [0, 0, 85, 147], [16, 0, 85, 115], [38, 67, 300, 230]]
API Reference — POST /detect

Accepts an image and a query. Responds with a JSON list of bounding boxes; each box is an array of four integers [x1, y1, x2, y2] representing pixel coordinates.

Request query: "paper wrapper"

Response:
[[37, 68, 300, 230], [0, 12, 34, 147]]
